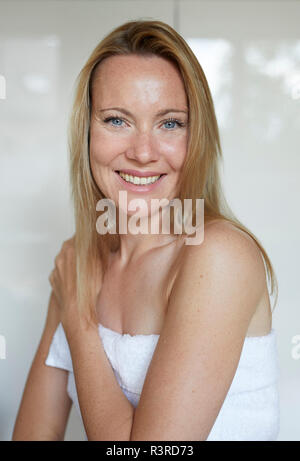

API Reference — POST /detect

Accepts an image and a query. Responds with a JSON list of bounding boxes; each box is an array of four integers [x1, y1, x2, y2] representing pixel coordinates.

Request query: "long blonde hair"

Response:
[[68, 19, 278, 326]]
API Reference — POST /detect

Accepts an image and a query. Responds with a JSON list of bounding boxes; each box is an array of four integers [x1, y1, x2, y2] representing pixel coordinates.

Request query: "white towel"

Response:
[[45, 323, 280, 441]]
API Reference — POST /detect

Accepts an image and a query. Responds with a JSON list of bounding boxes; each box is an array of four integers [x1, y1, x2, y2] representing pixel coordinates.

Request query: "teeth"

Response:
[[119, 171, 161, 185]]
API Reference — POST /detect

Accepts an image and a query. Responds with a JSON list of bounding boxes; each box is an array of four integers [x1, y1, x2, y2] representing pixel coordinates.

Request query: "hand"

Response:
[[48, 236, 80, 332]]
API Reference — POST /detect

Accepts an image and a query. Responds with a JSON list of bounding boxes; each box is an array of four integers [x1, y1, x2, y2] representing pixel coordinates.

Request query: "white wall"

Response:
[[0, 0, 299, 441]]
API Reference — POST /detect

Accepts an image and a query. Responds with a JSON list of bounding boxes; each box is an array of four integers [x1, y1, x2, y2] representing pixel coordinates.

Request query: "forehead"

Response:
[[91, 54, 187, 106], [93, 54, 181, 77]]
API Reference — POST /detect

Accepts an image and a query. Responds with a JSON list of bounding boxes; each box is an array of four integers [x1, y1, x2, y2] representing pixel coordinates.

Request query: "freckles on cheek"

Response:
[[89, 129, 129, 166], [161, 138, 187, 170]]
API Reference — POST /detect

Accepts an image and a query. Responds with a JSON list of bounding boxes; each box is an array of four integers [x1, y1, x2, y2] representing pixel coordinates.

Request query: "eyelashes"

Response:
[[103, 116, 186, 130], [162, 118, 186, 129]]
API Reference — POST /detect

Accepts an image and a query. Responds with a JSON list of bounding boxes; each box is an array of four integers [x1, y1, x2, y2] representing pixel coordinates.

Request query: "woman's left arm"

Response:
[[49, 238, 134, 441]]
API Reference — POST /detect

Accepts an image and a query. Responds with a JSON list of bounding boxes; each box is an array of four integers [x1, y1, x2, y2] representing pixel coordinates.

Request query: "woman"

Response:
[[12, 20, 280, 441]]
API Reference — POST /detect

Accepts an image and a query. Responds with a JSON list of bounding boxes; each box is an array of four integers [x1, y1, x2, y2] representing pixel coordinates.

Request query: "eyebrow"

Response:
[[97, 107, 188, 117]]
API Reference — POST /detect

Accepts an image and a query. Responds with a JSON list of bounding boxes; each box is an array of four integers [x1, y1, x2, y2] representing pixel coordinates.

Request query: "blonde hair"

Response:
[[68, 19, 278, 326]]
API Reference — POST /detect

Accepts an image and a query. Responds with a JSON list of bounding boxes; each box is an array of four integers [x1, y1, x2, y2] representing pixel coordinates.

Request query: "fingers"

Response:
[[54, 253, 60, 268], [48, 269, 55, 287], [62, 236, 76, 250], [48, 268, 62, 306], [50, 237, 77, 290], [54, 238, 75, 268]]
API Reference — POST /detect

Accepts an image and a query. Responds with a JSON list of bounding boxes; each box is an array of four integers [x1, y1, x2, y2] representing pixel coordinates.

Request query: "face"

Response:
[[89, 54, 189, 219]]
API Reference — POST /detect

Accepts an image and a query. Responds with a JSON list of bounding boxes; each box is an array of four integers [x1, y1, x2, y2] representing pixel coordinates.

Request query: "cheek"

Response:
[[89, 128, 126, 167], [159, 135, 187, 171]]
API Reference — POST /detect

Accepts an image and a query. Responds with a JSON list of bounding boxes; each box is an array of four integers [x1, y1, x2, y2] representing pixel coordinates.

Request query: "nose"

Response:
[[125, 130, 159, 164]]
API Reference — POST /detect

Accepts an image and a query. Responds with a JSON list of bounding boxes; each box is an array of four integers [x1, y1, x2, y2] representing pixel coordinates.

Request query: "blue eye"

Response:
[[163, 119, 185, 130], [164, 120, 176, 129], [104, 117, 124, 127]]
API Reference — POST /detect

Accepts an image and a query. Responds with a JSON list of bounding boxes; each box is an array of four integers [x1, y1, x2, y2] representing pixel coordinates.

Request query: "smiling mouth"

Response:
[[115, 171, 167, 186]]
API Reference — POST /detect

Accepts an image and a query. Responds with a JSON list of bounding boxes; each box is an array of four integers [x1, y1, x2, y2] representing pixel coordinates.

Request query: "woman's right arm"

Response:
[[12, 291, 73, 441]]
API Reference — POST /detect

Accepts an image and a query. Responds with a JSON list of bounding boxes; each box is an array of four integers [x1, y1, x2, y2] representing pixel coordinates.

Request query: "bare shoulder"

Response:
[[184, 219, 265, 283], [172, 219, 267, 330]]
